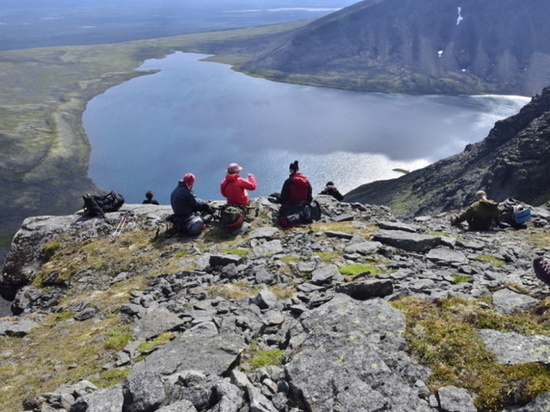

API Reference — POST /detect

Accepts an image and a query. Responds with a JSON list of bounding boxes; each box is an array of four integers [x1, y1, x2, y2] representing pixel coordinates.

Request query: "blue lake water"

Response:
[[82, 52, 530, 205]]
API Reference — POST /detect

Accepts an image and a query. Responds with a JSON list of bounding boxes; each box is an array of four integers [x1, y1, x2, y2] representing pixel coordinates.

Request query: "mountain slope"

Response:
[[237, 0, 550, 95], [345, 86, 550, 217]]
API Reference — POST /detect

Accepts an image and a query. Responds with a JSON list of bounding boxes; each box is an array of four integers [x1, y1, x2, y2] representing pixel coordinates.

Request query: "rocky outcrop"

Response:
[[345, 85, 550, 218], [236, 0, 550, 96], [1, 196, 550, 411]]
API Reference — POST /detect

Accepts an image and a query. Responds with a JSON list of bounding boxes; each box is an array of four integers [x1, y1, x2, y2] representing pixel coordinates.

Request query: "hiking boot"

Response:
[[533, 256, 550, 285]]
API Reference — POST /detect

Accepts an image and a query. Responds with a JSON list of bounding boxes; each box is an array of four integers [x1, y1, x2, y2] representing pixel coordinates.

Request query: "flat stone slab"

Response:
[[478, 329, 550, 365]]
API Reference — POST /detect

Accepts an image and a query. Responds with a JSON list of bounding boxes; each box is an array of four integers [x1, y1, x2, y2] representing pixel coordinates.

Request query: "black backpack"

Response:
[[279, 200, 321, 227], [83, 191, 125, 217]]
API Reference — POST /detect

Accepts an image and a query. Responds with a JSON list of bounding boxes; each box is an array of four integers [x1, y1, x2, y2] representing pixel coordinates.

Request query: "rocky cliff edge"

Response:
[[1, 197, 550, 411]]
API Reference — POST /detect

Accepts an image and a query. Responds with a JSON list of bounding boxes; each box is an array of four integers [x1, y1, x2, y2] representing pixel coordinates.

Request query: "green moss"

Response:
[[452, 274, 472, 284], [391, 297, 550, 411], [314, 250, 341, 263], [278, 255, 300, 263], [41, 240, 61, 262], [91, 368, 130, 388], [244, 342, 285, 371], [137, 332, 175, 355], [475, 255, 505, 267], [339, 264, 379, 277], [104, 326, 133, 351]]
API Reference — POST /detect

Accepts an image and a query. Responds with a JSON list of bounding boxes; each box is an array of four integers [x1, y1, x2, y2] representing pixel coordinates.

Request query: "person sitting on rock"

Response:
[[142, 190, 159, 205], [319, 181, 344, 201], [220, 163, 257, 206], [280, 160, 312, 209], [170, 173, 213, 235], [450, 190, 500, 230]]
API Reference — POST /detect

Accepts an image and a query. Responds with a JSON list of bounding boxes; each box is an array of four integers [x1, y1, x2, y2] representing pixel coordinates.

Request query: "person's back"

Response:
[[220, 163, 257, 206], [451, 190, 500, 230], [280, 160, 312, 207], [170, 182, 196, 218], [320, 181, 344, 201], [143, 190, 159, 205]]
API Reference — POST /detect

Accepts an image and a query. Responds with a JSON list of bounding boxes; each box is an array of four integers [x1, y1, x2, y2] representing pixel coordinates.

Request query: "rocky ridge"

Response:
[[345, 86, 550, 219], [1, 196, 550, 411], [236, 0, 550, 96]]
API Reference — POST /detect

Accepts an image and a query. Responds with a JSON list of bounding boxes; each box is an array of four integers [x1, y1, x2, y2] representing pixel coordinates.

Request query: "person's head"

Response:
[[326, 181, 334, 187], [289, 160, 299, 175], [145, 190, 154, 200], [227, 163, 243, 175], [182, 173, 196, 189], [475, 190, 487, 200]]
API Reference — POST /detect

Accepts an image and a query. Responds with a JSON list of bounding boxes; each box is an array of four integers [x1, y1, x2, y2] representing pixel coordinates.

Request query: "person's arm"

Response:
[[220, 179, 228, 197], [280, 179, 291, 204], [307, 181, 313, 202], [239, 174, 257, 190]]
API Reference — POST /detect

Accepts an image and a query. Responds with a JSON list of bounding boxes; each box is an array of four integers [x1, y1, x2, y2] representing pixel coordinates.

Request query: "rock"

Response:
[[373, 230, 441, 252], [437, 385, 477, 412], [285, 295, 431, 412], [310, 264, 344, 285], [478, 329, 550, 365], [123, 371, 165, 412], [71, 384, 124, 412], [336, 279, 394, 300], [426, 248, 469, 265], [492, 289, 538, 315], [131, 306, 186, 340]]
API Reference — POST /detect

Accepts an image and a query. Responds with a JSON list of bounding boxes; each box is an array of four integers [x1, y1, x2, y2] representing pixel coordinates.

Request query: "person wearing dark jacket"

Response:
[[170, 173, 212, 219], [142, 190, 159, 205], [320, 181, 344, 201], [280, 160, 312, 208], [450, 190, 500, 230]]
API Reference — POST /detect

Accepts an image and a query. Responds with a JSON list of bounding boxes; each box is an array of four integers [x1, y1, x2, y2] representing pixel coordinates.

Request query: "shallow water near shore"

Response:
[[83, 52, 529, 205]]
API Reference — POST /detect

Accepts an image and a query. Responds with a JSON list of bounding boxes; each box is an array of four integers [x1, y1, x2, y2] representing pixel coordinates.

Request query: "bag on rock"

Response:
[[220, 204, 247, 229], [83, 191, 125, 217], [279, 200, 322, 227], [498, 197, 532, 229], [166, 214, 205, 236]]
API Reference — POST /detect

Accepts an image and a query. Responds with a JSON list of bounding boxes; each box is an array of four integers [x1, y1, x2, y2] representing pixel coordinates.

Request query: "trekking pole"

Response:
[[111, 211, 131, 238]]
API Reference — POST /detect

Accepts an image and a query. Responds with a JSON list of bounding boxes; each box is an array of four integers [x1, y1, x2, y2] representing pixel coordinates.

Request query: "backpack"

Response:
[[498, 198, 532, 228], [220, 204, 247, 229], [279, 200, 321, 227], [83, 191, 125, 217], [166, 214, 204, 236]]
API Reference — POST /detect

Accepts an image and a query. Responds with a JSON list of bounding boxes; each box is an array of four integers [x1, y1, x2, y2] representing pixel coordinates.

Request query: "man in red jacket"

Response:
[[220, 163, 257, 205]]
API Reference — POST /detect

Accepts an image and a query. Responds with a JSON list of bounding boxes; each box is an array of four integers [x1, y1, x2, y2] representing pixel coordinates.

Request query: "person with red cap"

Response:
[[170, 173, 213, 220], [220, 163, 257, 206]]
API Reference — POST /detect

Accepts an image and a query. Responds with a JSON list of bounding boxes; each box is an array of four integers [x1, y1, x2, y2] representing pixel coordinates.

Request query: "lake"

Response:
[[82, 52, 529, 205]]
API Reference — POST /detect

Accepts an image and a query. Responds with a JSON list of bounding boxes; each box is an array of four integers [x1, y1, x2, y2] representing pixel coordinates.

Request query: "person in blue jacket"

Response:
[[170, 173, 213, 219]]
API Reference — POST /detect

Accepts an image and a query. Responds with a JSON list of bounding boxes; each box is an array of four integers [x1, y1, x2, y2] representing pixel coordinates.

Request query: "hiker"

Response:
[[280, 160, 312, 209], [277, 160, 320, 227], [320, 181, 344, 201], [220, 163, 257, 206], [450, 190, 500, 230], [533, 256, 550, 286], [142, 190, 159, 205], [169, 173, 213, 235]]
